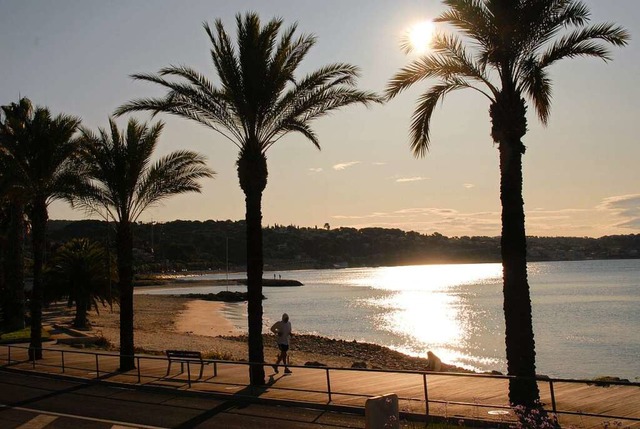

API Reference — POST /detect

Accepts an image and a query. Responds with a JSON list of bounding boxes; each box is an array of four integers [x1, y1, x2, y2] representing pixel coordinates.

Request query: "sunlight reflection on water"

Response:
[[343, 263, 503, 368], [141, 260, 640, 379]]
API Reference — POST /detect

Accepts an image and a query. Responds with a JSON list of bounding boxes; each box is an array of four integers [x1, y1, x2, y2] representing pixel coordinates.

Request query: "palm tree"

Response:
[[0, 100, 30, 332], [115, 12, 381, 385], [0, 151, 26, 334], [386, 0, 628, 407], [46, 238, 115, 329], [0, 98, 82, 359], [77, 118, 214, 371]]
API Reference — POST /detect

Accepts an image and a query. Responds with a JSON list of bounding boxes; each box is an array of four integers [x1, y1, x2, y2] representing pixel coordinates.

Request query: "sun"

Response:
[[408, 20, 435, 53]]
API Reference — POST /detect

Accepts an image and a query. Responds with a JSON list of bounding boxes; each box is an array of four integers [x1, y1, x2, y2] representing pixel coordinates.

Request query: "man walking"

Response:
[[271, 313, 293, 374]]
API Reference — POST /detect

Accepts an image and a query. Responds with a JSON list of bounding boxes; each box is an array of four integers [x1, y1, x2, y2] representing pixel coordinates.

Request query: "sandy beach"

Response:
[[80, 294, 462, 372]]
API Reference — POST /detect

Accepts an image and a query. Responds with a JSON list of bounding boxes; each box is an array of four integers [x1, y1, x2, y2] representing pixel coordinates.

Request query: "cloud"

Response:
[[597, 194, 640, 230], [330, 195, 640, 237], [396, 176, 427, 183], [333, 161, 360, 171], [309, 168, 323, 173], [598, 194, 640, 213], [463, 183, 475, 189], [332, 207, 502, 235], [372, 162, 386, 166]]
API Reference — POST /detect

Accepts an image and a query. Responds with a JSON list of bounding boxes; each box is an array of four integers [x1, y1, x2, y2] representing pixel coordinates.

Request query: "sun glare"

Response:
[[408, 20, 435, 53]]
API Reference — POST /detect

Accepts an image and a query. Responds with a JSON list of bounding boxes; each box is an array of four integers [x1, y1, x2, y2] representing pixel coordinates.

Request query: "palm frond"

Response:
[[517, 0, 592, 56], [132, 150, 214, 220], [540, 23, 630, 66], [518, 57, 552, 124], [264, 63, 379, 141], [118, 12, 378, 157], [78, 118, 213, 224], [436, 0, 496, 51], [266, 85, 381, 146], [386, 49, 495, 100], [409, 79, 475, 157]]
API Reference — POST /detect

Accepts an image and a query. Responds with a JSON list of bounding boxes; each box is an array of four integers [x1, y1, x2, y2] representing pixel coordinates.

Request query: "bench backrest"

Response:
[[166, 350, 203, 360]]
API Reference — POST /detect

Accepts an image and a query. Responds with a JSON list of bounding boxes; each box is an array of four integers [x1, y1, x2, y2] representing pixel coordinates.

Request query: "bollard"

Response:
[[365, 393, 399, 429]]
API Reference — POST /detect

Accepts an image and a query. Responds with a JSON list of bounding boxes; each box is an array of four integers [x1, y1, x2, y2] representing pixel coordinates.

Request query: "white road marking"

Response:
[[1, 403, 166, 429], [16, 414, 58, 429]]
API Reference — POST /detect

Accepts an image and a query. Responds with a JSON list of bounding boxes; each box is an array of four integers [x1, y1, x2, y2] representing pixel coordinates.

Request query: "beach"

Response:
[[83, 294, 460, 372]]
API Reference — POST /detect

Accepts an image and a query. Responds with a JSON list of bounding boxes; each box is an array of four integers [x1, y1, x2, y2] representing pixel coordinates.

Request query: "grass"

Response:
[[0, 327, 51, 343]]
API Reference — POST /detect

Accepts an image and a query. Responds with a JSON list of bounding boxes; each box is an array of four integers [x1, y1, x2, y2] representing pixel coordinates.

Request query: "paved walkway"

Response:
[[0, 370, 368, 428], [1, 343, 639, 429]]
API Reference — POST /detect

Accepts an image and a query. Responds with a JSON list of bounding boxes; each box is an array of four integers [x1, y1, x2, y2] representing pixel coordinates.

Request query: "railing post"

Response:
[[187, 361, 192, 388], [325, 368, 332, 403], [32, 348, 36, 369], [423, 373, 430, 419], [7, 345, 11, 364], [549, 379, 557, 415], [213, 361, 218, 377], [95, 354, 100, 378], [61, 350, 65, 373], [137, 357, 141, 384]]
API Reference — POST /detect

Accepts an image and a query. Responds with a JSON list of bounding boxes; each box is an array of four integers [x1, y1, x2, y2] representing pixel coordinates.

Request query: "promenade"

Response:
[[1, 343, 639, 428]]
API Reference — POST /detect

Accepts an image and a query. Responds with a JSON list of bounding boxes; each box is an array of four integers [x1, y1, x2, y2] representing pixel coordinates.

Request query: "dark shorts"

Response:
[[278, 343, 289, 352]]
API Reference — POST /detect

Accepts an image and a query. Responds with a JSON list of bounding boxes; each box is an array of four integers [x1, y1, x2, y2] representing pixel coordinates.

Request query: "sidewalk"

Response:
[[0, 369, 368, 429]]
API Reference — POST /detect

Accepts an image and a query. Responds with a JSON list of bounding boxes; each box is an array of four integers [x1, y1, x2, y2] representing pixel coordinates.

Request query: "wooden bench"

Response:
[[165, 350, 214, 380]]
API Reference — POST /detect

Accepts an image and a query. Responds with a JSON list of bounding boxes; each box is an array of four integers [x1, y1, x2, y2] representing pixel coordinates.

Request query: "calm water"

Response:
[[139, 259, 640, 381]]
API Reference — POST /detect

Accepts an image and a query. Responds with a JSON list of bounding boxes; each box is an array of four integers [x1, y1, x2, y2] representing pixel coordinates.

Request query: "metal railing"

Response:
[[2, 343, 638, 426]]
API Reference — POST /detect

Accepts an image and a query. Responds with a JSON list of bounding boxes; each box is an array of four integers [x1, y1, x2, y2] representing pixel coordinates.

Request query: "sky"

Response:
[[1, 0, 639, 238]]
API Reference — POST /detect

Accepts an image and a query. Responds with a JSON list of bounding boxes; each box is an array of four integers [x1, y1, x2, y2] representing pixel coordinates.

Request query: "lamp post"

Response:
[[225, 237, 229, 291]]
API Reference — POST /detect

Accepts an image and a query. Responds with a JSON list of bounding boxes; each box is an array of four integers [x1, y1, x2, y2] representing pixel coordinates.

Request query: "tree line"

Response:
[[45, 219, 640, 272]]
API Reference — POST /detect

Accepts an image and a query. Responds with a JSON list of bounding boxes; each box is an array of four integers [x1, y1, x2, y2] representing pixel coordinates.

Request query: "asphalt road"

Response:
[[0, 370, 366, 428]]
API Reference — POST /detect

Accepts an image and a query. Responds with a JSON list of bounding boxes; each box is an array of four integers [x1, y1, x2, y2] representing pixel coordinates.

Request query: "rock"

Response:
[[351, 361, 367, 369], [304, 361, 327, 367]]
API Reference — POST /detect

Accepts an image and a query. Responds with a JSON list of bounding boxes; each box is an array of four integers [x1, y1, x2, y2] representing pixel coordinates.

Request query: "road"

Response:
[[0, 370, 366, 428]]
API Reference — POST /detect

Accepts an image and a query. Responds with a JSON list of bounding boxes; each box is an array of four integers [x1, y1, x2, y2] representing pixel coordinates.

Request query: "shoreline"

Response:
[[81, 294, 467, 372]]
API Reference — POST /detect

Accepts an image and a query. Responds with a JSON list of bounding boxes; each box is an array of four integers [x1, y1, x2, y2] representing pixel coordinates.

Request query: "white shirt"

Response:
[[272, 320, 292, 345]]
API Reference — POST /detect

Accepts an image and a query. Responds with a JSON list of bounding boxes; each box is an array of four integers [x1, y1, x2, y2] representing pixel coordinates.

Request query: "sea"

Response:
[[138, 259, 640, 381]]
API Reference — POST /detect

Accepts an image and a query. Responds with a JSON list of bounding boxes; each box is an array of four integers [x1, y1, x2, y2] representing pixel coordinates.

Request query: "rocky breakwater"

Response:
[[223, 333, 470, 373]]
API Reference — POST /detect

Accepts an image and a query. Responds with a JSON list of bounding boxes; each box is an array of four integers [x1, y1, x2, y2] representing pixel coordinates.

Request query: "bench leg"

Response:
[[198, 364, 204, 379], [166, 361, 172, 376]]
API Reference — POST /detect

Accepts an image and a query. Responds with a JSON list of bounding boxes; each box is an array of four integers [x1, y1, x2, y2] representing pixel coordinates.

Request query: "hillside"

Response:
[[43, 220, 640, 272]]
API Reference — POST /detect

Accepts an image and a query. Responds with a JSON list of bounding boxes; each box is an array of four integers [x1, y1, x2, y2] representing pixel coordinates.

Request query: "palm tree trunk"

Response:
[[492, 91, 540, 408], [3, 201, 26, 331], [116, 220, 135, 371], [238, 146, 267, 386], [29, 199, 47, 360], [74, 292, 88, 329], [499, 140, 539, 407], [245, 187, 266, 385]]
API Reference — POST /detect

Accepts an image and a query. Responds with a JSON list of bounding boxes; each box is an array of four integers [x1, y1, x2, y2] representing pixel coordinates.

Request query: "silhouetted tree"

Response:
[[77, 118, 213, 371], [116, 12, 381, 384], [386, 0, 628, 407], [0, 103, 29, 332], [0, 98, 82, 359], [46, 238, 115, 328]]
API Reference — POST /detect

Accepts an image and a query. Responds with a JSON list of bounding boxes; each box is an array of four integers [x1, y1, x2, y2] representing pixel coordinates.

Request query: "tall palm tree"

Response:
[[115, 12, 381, 385], [0, 154, 26, 334], [386, 0, 629, 407], [0, 100, 30, 332], [77, 118, 214, 371], [1, 98, 82, 359], [46, 238, 115, 329]]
